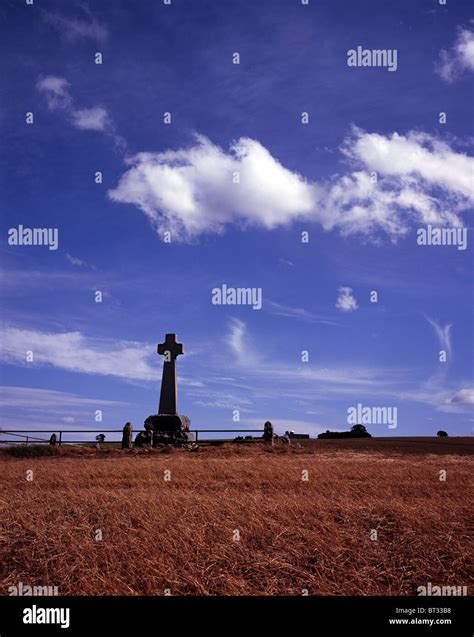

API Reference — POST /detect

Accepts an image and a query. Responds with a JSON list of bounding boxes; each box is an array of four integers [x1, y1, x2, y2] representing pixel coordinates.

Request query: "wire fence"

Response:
[[0, 428, 264, 445]]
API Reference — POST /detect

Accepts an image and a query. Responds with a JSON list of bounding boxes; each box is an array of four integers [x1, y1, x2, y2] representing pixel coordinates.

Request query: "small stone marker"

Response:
[[121, 422, 133, 449], [263, 421, 274, 442]]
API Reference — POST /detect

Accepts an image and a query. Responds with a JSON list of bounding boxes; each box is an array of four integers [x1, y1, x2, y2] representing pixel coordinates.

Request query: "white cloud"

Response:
[[71, 107, 111, 132], [425, 316, 452, 357], [43, 10, 108, 43], [109, 135, 317, 239], [436, 28, 474, 82], [228, 318, 245, 356], [0, 386, 127, 435], [0, 386, 126, 410], [266, 300, 339, 326], [37, 75, 117, 140], [445, 388, 474, 408], [65, 253, 86, 267], [65, 253, 97, 270], [192, 392, 254, 411], [336, 287, 358, 313], [109, 130, 473, 242], [226, 318, 262, 366], [343, 128, 473, 202], [36, 76, 72, 111], [0, 327, 158, 381], [222, 318, 406, 395]]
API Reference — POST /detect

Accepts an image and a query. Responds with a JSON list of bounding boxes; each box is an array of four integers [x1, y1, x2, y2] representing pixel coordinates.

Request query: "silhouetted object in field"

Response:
[[318, 424, 372, 439], [49, 433, 57, 446], [138, 334, 191, 447], [288, 431, 310, 440], [437, 430, 448, 437], [95, 433, 106, 449], [122, 422, 133, 448], [263, 421, 274, 441], [134, 430, 152, 447]]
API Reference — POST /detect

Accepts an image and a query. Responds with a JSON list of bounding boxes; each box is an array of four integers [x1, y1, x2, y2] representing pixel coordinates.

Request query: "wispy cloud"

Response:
[[278, 258, 295, 267], [43, 9, 108, 44], [65, 253, 96, 269], [0, 386, 128, 434], [444, 387, 474, 409], [0, 385, 126, 410], [217, 320, 472, 415], [222, 318, 407, 395], [192, 392, 254, 411], [0, 326, 158, 381], [226, 318, 261, 366], [336, 287, 358, 313], [425, 316, 452, 357], [436, 27, 474, 82], [36, 75, 124, 146], [267, 300, 339, 326], [397, 382, 474, 414]]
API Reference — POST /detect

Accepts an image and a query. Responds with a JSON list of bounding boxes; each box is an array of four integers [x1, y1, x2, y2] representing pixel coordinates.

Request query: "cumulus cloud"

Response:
[[43, 10, 108, 43], [109, 129, 473, 242], [436, 27, 474, 82], [343, 128, 473, 202], [109, 135, 317, 239], [336, 287, 358, 313]]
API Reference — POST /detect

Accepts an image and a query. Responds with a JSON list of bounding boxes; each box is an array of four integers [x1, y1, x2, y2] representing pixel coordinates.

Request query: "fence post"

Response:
[[58, 431, 62, 447], [195, 431, 199, 443]]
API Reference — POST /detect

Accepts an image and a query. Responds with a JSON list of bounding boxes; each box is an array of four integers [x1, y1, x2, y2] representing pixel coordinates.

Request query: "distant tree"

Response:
[[351, 424, 368, 434], [437, 430, 448, 437], [318, 424, 371, 439]]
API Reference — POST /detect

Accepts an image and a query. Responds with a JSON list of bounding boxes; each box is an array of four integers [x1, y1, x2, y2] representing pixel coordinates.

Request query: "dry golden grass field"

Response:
[[1, 438, 472, 596]]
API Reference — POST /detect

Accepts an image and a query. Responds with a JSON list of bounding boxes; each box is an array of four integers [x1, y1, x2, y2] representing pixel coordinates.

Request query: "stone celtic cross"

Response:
[[157, 333, 183, 415]]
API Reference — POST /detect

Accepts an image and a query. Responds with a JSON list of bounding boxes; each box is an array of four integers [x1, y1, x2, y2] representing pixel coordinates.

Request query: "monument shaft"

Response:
[[159, 358, 178, 414]]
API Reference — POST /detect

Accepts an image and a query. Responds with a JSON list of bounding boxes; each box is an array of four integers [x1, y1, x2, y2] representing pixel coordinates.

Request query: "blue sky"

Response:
[[1, 0, 473, 440]]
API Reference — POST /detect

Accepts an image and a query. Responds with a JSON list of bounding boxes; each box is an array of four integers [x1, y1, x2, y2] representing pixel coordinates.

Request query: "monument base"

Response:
[[142, 414, 191, 446]]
